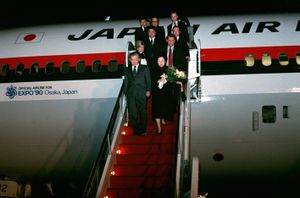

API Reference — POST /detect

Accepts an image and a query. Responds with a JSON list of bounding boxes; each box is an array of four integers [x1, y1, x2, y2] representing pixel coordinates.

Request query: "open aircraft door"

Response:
[[188, 39, 201, 101]]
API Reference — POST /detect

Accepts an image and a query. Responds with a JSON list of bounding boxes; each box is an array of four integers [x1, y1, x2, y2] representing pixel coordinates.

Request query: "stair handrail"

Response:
[[82, 83, 125, 198], [175, 40, 201, 197], [92, 41, 134, 198], [175, 55, 193, 197], [190, 157, 200, 198], [190, 157, 208, 198], [82, 41, 134, 198], [175, 94, 185, 197], [95, 93, 127, 198]]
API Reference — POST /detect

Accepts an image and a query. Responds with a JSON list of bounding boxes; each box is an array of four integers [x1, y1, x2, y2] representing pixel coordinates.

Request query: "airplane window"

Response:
[[262, 53, 272, 66], [30, 62, 39, 75], [283, 105, 289, 119], [61, 61, 70, 74], [262, 105, 276, 123], [0, 64, 9, 76], [108, 59, 118, 72], [76, 60, 85, 73], [92, 60, 101, 73], [45, 62, 55, 74], [296, 52, 300, 65], [16, 63, 24, 76], [245, 54, 255, 67], [278, 53, 289, 66]]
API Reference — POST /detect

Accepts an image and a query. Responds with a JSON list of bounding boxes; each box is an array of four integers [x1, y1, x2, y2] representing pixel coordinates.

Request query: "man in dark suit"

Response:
[[165, 34, 188, 72], [150, 16, 166, 43], [134, 17, 148, 43], [173, 26, 190, 63], [124, 52, 151, 135], [144, 26, 166, 79], [167, 11, 189, 43], [164, 34, 188, 118]]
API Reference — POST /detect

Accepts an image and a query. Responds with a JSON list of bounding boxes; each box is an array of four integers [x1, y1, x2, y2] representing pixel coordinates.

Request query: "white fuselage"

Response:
[[0, 13, 299, 191]]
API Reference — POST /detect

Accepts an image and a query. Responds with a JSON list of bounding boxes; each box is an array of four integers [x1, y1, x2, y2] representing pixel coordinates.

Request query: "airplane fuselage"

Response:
[[0, 13, 300, 196]]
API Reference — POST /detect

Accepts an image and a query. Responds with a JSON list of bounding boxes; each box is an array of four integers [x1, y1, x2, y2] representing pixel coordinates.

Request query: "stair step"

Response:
[[105, 97, 178, 197], [107, 187, 172, 198], [110, 176, 171, 188], [116, 154, 176, 165], [112, 164, 173, 176], [124, 123, 177, 135], [124, 130, 176, 136], [107, 188, 142, 198], [118, 143, 176, 154], [121, 133, 176, 144]]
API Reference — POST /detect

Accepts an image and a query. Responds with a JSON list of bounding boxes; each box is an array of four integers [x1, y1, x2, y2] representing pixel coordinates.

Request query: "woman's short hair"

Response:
[[135, 40, 145, 48]]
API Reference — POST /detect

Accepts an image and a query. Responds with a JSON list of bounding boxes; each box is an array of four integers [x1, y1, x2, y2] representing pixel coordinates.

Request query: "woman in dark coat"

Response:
[[151, 56, 173, 134]]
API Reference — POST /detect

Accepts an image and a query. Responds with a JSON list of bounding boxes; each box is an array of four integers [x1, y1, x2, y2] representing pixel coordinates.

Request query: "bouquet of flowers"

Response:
[[158, 67, 187, 89]]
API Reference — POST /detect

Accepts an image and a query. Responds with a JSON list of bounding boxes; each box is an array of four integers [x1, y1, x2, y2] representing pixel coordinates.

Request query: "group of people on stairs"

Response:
[[124, 11, 190, 135]]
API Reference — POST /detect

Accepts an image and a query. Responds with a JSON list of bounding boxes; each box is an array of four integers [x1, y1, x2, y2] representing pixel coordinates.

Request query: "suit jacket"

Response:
[[176, 36, 190, 57], [124, 64, 151, 99], [134, 27, 148, 42], [167, 21, 189, 42], [144, 37, 166, 68], [154, 26, 166, 42], [164, 45, 188, 72]]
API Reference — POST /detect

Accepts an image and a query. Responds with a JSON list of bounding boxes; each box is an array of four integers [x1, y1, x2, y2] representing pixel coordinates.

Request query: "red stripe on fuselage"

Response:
[[1, 46, 299, 69], [201, 45, 300, 62], [0, 52, 125, 69]]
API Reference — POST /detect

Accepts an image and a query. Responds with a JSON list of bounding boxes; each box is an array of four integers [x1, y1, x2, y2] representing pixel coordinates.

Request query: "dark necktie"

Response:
[[133, 66, 137, 76], [150, 38, 153, 46], [168, 47, 173, 66]]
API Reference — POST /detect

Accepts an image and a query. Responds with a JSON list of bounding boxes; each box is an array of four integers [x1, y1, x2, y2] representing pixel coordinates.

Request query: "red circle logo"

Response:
[[23, 34, 37, 41]]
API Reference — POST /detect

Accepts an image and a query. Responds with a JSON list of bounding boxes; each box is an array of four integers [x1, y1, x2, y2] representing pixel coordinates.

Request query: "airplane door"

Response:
[[188, 39, 201, 100], [125, 41, 135, 67]]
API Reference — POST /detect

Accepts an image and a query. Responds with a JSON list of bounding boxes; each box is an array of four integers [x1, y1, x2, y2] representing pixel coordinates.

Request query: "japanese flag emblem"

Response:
[[15, 32, 45, 44]]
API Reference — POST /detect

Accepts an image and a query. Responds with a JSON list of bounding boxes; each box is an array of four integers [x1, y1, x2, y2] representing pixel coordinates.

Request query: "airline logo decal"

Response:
[[15, 32, 45, 44], [66, 20, 300, 41], [4, 84, 77, 100], [5, 85, 17, 99], [0, 79, 122, 101]]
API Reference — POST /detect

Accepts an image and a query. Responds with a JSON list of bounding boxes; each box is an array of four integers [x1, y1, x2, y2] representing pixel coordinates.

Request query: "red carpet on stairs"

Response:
[[107, 97, 179, 198]]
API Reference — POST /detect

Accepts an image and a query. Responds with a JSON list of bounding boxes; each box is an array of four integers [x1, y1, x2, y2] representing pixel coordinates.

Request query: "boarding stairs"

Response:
[[105, 96, 178, 197], [82, 40, 204, 198]]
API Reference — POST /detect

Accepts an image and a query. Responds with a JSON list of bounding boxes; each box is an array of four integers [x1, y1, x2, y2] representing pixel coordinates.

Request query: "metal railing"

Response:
[[175, 40, 203, 197], [190, 157, 199, 198], [82, 41, 134, 198], [91, 41, 134, 198], [82, 84, 126, 198], [94, 94, 128, 198], [175, 93, 185, 198]]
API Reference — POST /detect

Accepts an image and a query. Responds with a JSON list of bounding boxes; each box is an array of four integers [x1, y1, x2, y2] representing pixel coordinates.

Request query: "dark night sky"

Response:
[[0, 0, 299, 29]]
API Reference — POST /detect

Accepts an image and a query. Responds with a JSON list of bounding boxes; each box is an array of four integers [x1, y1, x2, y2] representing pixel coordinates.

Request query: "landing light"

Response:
[[110, 170, 115, 175], [116, 149, 121, 154], [124, 123, 128, 126], [121, 131, 126, 135]]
